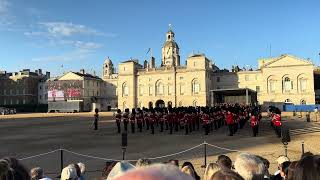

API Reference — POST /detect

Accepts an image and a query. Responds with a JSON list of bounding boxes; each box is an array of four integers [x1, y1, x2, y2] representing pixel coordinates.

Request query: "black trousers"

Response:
[[165, 121, 169, 130], [151, 123, 154, 134], [275, 126, 281, 137], [138, 123, 142, 132], [175, 122, 179, 131], [252, 125, 258, 137], [160, 122, 164, 132], [116, 122, 121, 133], [124, 121, 128, 132], [228, 124, 234, 136], [169, 124, 173, 134], [131, 123, 135, 133], [189, 123, 192, 132], [94, 120, 98, 130], [214, 121, 218, 130], [196, 120, 200, 130], [185, 125, 189, 135], [146, 121, 150, 130], [204, 124, 210, 135], [233, 123, 238, 133]]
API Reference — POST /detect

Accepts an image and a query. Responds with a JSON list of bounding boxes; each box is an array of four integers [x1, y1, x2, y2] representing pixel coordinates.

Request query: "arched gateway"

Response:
[[155, 99, 165, 108]]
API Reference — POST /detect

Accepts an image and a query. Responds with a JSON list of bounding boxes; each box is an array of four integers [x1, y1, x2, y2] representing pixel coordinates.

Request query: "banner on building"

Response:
[[48, 80, 83, 101]]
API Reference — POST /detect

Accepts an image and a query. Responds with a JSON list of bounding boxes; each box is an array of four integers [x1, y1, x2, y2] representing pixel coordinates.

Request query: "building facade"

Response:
[[103, 28, 317, 110], [0, 69, 49, 106], [48, 69, 107, 112]]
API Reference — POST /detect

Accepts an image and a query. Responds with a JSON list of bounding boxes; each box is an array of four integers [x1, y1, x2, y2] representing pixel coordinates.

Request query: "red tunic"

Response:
[[202, 114, 210, 124], [115, 113, 122, 123], [272, 114, 282, 127], [250, 115, 258, 127], [226, 113, 234, 125], [129, 114, 135, 123]]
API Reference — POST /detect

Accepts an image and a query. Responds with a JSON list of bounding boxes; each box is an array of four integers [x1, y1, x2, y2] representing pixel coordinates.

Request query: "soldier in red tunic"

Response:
[[130, 108, 136, 134], [122, 108, 129, 132], [202, 108, 210, 135], [226, 109, 234, 136], [168, 108, 174, 134], [158, 109, 164, 132], [115, 109, 122, 133], [250, 111, 259, 137], [145, 109, 150, 130], [136, 108, 143, 132], [272, 112, 282, 137], [183, 109, 189, 135], [149, 109, 156, 134]]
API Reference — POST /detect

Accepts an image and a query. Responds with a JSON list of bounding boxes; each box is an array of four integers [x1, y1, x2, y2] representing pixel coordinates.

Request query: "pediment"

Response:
[[58, 72, 83, 80], [262, 55, 312, 68]]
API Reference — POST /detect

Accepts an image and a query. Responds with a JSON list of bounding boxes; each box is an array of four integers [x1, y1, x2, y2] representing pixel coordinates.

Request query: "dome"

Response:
[[163, 41, 179, 49], [104, 57, 112, 64]]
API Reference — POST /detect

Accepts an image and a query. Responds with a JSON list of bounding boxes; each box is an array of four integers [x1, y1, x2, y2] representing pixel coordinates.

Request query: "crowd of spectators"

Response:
[[0, 151, 319, 180]]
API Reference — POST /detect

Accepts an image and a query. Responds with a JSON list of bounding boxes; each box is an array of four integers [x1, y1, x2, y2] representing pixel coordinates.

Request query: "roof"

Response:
[[163, 41, 179, 49], [261, 54, 313, 68], [210, 88, 256, 95], [73, 72, 102, 80]]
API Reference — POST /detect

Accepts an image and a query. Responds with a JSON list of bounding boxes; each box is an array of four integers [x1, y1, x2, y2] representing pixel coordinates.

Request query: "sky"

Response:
[[0, 0, 320, 77]]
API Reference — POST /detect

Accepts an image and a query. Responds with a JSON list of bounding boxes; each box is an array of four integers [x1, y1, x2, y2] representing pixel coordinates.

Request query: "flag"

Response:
[[146, 48, 151, 55]]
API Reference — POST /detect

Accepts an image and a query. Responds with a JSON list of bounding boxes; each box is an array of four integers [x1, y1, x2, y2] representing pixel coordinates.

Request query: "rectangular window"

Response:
[[168, 85, 173, 95], [149, 86, 153, 96], [194, 84, 200, 94], [4, 99, 6, 105], [40, 95, 42, 99], [217, 77, 220, 82], [16, 99, 19, 104], [245, 75, 249, 81], [139, 86, 144, 96], [256, 86, 260, 93], [180, 77, 183, 80], [180, 84, 185, 95], [23, 99, 25, 104]]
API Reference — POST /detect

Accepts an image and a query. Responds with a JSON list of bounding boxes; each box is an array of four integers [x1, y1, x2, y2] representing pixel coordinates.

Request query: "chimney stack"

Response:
[[150, 57, 155, 68], [80, 69, 85, 74]]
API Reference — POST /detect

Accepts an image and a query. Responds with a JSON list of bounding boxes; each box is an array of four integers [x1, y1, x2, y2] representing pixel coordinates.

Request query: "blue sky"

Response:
[[0, 0, 320, 76]]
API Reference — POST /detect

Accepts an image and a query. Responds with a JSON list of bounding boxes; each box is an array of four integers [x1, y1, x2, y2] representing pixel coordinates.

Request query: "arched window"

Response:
[[298, 74, 308, 93], [283, 76, 293, 92], [156, 81, 164, 96], [122, 82, 128, 96], [192, 79, 200, 94], [193, 100, 197, 107], [267, 76, 276, 93], [138, 101, 142, 108], [139, 85, 144, 96]]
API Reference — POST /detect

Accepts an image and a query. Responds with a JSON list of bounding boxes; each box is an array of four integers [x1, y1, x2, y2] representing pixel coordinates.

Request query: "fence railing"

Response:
[[16, 140, 315, 176]]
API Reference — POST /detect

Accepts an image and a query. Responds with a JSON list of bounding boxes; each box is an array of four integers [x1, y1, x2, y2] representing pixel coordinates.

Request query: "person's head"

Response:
[[60, 166, 78, 180], [114, 164, 194, 180], [68, 164, 81, 178], [77, 162, 85, 175], [217, 155, 232, 169], [30, 167, 44, 180], [0, 157, 30, 180], [276, 155, 290, 169], [102, 161, 117, 178], [280, 161, 291, 179], [168, 159, 179, 167], [136, 158, 151, 167], [234, 153, 265, 180], [181, 165, 195, 178], [181, 162, 200, 180], [106, 161, 135, 180], [95, 108, 99, 113], [117, 109, 121, 113], [300, 151, 313, 159], [256, 155, 270, 177], [287, 161, 298, 180], [204, 163, 221, 180], [294, 155, 320, 180], [210, 169, 244, 180]]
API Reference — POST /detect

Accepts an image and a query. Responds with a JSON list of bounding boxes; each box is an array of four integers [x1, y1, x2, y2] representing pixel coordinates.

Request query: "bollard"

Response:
[[306, 112, 310, 122], [60, 149, 64, 173], [122, 147, 126, 160], [201, 141, 207, 168], [284, 144, 288, 157], [302, 142, 305, 155]]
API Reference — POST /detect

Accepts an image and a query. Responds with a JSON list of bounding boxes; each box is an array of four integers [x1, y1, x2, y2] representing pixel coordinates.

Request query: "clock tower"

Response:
[[161, 26, 180, 67]]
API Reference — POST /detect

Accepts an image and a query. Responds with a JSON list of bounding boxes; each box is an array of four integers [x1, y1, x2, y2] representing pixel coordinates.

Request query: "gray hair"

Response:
[[234, 153, 265, 180], [204, 163, 221, 180], [30, 167, 44, 180], [135, 158, 151, 167], [181, 165, 195, 178], [77, 162, 86, 174]]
